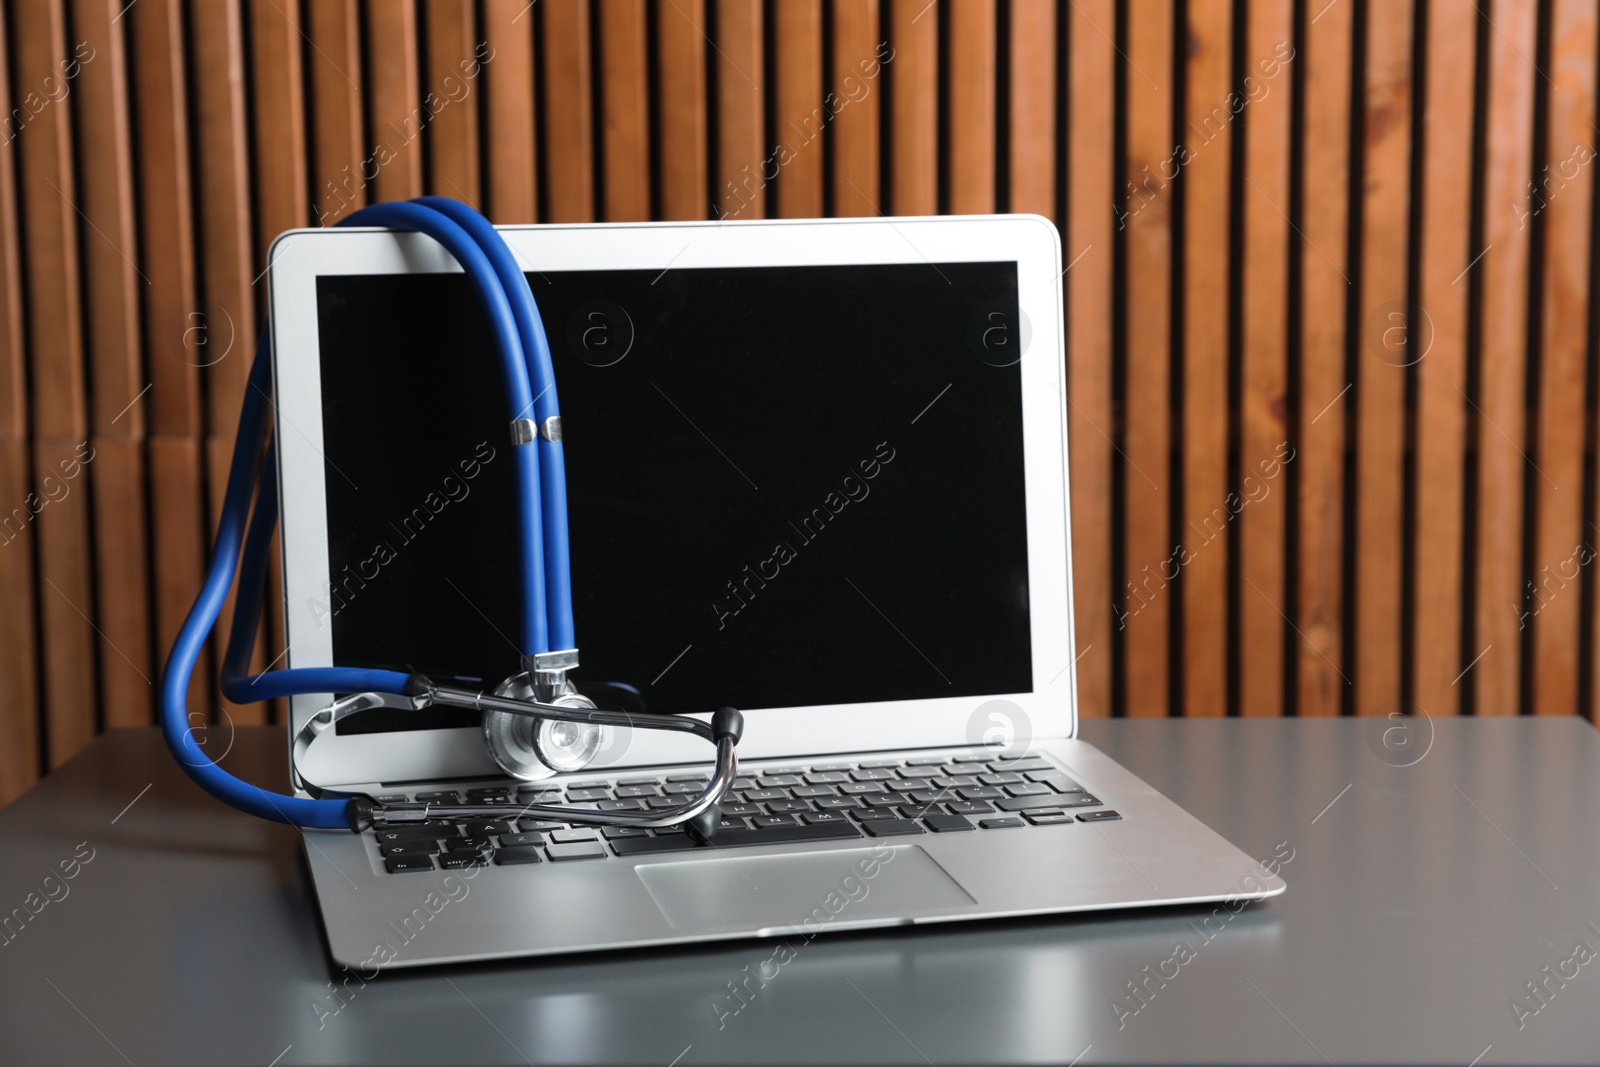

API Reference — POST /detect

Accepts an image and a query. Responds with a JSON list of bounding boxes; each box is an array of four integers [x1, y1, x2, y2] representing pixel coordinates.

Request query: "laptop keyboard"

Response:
[[368, 750, 1120, 874]]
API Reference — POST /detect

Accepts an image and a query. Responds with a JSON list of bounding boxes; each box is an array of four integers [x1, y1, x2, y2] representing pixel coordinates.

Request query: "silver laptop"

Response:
[[266, 214, 1285, 969]]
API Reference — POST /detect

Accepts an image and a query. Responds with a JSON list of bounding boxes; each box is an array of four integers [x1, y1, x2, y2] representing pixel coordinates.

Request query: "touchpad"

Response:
[[635, 845, 974, 932]]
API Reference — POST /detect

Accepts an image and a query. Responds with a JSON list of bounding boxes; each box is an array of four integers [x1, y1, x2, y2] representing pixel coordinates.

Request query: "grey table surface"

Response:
[[2, 718, 1598, 1066]]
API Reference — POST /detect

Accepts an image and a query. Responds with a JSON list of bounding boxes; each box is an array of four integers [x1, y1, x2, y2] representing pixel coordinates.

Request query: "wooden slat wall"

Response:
[[2, 0, 1599, 804]]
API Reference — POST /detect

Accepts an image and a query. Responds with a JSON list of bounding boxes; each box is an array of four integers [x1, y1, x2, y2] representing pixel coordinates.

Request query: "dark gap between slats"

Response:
[[995, 0, 1012, 216], [1340, 0, 1368, 716], [1459, 0, 1492, 717], [1519, 0, 1554, 717], [1110, 0, 1130, 716], [588, 0, 606, 221], [1169, 0, 1187, 718], [1577, 9, 1600, 724], [1232, 0, 1254, 717], [1399, 0, 1426, 716]]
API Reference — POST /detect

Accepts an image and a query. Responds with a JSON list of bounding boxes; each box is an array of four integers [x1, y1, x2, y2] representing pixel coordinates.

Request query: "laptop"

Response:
[[266, 214, 1285, 969]]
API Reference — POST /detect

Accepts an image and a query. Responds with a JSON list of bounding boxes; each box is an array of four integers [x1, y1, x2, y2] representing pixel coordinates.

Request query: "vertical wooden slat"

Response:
[[1412, 0, 1476, 718], [1297, 0, 1353, 717], [1180, 0, 1233, 717], [366, 0, 424, 203], [599, 0, 651, 221], [0, 12, 40, 798], [1007, 0, 1054, 220], [714, 0, 764, 220], [1474, 0, 1536, 716], [1067, 0, 1115, 717], [1530, 0, 1596, 716], [832, 0, 883, 217], [425, 0, 482, 206], [133, 0, 210, 719], [1353, 0, 1412, 717], [543, 0, 596, 221], [773, 0, 825, 218], [889, 0, 937, 215], [946, 0, 995, 214], [193, 0, 267, 725], [308, 0, 365, 223], [250, 0, 309, 724], [73, 0, 153, 728], [1237, 3, 1293, 717], [1121, 0, 1173, 716], [15, 0, 97, 765], [657, 0, 708, 220], [484, 0, 538, 223]]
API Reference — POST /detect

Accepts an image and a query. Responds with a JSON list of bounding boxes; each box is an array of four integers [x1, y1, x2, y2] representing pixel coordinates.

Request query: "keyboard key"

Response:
[[908, 791, 948, 804], [978, 772, 1023, 786], [761, 766, 807, 776], [666, 775, 710, 784], [993, 795, 1075, 813], [895, 777, 934, 792], [597, 799, 645, 811], [924, 814, 974, 833], [646, 797, 681, 810], [758, 775, 802, 788], [765, 799, 811, 813], [500, 832, 545, 847], [957, 786, 1005, 800], [838, 782, 886, 796], [415, 790, 461, 803], [466, 787, 512, 800], [946, 800, 995, 815], [850, 768, 897, 781], [443, 838, 490, 854], [1003, 782, 1052, 797], [493, 845, 543, 865], [809, 762, 852, 772], [897, 804, 939, 819], [547, 842, 609, 861], [720, 802, 763, 817], [610, 819, 863, 855], [717, 817, 748, 832], [663, 782, 705, 795], [905, 756, 947, 766], [802, 811, 850, 825], [517, 786, 564, 800], [384, 856, 435, 873], [518, 819, 565, 832], [753, 815, 796, 828], [1078, 810, 1122, 823], [552, 829, 598, 843], [440, 852, 489, 869], [933, 776, 978, 788], [979, 817, 1026, 829], [379, 840, 440, 857], [854, 807, 899, 822], [733, 777, 759, 790], [614, 784, 660, 798], [991, 758, 1053, 772], [804, 771, 850, 785], [874, 792, 911, 807], [375, 823, 458, 844], [463, 821, 514, 836], [567, 788, 610, 802], [1026, 812, 1077, 825], [952, 754, 991, 763], [743, 788, 787, 802], [791, 785, 836, 798], [814, 796, 861, 810], [863, 819, 924, 837], [373, 793, 410, 804], [859, 759, 902, 769], [602, 826, 648, 839], [617, 776, 661, 786]]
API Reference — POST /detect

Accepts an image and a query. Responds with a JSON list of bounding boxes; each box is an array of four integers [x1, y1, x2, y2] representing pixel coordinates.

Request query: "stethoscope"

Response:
[[161, 198, 741, 841]]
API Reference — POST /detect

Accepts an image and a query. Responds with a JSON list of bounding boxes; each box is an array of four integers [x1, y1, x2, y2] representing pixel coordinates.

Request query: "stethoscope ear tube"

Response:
[[161, 198, 743, 834]]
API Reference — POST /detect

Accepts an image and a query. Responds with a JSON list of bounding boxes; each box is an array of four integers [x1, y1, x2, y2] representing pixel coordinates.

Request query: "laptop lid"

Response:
[[267, 215, 1077, 789]]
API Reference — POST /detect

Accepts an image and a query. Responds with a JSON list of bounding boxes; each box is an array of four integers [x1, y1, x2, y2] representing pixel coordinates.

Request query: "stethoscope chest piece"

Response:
[[483, 662, 609, 779]]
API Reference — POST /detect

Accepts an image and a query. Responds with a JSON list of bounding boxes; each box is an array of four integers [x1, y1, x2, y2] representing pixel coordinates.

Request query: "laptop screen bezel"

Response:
[[267, 215, 1078, 790]]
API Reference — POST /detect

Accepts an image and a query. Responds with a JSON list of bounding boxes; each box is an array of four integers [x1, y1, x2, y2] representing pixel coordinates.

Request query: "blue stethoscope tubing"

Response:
[[160, 199, 569, 829]]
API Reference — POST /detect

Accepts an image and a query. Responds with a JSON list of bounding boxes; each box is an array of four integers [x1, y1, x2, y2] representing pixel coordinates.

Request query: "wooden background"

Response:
[[2, 0, 1597, 807]]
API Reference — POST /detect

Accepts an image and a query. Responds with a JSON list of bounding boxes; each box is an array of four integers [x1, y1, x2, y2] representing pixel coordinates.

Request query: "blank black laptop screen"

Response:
[[313, 262, 1031, 729]]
